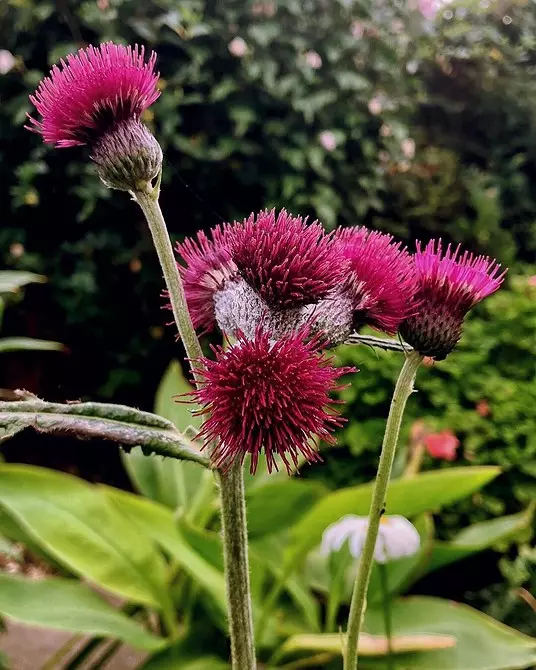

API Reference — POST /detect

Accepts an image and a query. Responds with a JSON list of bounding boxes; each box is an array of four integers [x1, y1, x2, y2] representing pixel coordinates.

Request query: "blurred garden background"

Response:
[[0, 0, 535, 668]]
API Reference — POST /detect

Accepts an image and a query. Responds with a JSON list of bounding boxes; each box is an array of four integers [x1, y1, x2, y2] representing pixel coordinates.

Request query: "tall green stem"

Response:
[[219, 461, 257, 669], [133, 183, 256, 669], [344, 351, 422, 670]]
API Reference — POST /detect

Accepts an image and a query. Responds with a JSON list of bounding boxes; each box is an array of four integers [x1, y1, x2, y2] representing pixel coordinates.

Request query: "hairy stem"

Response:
[[219, 461, 257, 669], [133, 183, 256, 669], [344, 351, 422, 670]]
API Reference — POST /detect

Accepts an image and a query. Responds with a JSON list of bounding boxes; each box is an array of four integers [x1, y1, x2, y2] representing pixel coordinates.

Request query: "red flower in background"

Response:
[[27, 43, 159, 147], [190, 329, 354, 473], [401, 240, 506, 359], [228, 209, 345, 309], [425, 430, 460, 461], [335, 227, 418, 335]]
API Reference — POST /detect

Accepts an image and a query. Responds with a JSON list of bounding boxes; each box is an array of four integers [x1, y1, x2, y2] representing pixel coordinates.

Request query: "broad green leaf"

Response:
[[0, 271, 46, 296], [425, 507, 534, 575], [363, 596, 536, 669], [288, 467, 500, 564], [275, 631, 456, 662], [0, 465, 171, 610], [0, 337, 63, 353], [102, 486, 227, 615], [0, 575, 165, 651], [123, 361, 208, 509], [0, 398, 208, 466], [246, 480, 326, 538]]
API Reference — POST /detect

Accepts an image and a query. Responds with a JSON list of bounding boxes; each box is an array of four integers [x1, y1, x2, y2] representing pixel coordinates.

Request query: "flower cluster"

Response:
[[27, 41, 507, 474]]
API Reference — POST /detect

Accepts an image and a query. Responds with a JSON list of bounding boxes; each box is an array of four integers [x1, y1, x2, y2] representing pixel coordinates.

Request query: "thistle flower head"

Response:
[[174, 226, 237, 333], [27, 42, 160, 148], [335, 227, 418, 335], [401, 240, 506, 359], [228, 209, 345, 309], [321, 515, 420, 563], [191, 329, 353, 473]]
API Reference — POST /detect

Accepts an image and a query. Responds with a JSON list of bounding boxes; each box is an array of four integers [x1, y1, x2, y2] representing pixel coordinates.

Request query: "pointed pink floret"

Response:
[[174, 225, 237, 333], [336, 227, 418, 334], [26, 42, 160, 147], [191, 329, 353, 474], [228, 209, 345, 308], [401, 240, 506, 358]]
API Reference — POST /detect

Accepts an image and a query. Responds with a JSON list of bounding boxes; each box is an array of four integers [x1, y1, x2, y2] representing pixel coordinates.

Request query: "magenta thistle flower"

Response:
[[401, 240, 506, 359], [335, 227, 418, 335], [191, 329, 353, 473], [26, 43, 162, 191], [228, 209, 345, 309], [174, 226, 237, 333], [27, 42, 159, 147]]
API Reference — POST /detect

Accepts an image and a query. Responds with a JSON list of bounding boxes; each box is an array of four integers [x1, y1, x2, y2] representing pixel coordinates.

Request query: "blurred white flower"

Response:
[[319, 130, 337, 151], [368, 96, 383, 116], [321, 515, 420, 564], [0, 50, 16, 75], [401, 138, 416, 159], [228, 37, 248, 58], [304, 50, 322, 69]]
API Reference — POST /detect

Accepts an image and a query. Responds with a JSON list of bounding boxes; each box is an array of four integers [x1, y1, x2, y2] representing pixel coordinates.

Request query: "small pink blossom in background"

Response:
[[304, 50, 322, 69], [228, 37, 248, 57], [97, 0, 109, 9], [319, 131, 337, 151], [380, 124, 392, 137], [425, 430, 460, 461], [368, 96, 383, 115], [476, 399, 491, 417], [378, 150, 390, 164], [0, 50, 16, 75], [528, 275, 536, 287], [351, 21, 365, 38], [9, 243, 25, 259], [251, 1, 276, 17], [401, 138, 416, 159], [418, 0, 439, 20], [391, 19, 405, 33]]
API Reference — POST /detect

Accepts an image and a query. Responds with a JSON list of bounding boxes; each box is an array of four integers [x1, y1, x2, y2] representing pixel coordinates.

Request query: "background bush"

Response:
[[1, 0, 535, 634]]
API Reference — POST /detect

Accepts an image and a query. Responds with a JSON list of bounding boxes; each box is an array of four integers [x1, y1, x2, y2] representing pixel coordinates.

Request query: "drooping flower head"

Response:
[[334, 227, 418, 335], [26, 43, 162, 190], [321, 514, 420, 563], [174, 226, 237, 333], [400, 240, 506, 359], [425, 430, 460, 461], [228, 209, 345, 309], [191, 329, 353, 473]]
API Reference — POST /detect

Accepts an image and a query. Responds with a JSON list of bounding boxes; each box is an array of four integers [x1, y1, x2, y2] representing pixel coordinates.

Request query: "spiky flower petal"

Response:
[[191, 329, 353, 473], [174, 226, 237, 333], [335, 227, 418, 335], [401, 240, 506, 359], [228, 209, 345, 309], [27, 43, 160, 147]]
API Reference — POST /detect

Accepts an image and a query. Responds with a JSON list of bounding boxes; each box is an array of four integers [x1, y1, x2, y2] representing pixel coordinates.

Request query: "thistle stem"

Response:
[[344, 351, 422, 670], [133, 183, 256, 669], [219, 461, 257, 669]]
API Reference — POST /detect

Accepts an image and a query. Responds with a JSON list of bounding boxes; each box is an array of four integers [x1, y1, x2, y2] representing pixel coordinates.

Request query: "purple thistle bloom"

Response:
[[401, 240, 506, 359], [190, 329, 354, 473]]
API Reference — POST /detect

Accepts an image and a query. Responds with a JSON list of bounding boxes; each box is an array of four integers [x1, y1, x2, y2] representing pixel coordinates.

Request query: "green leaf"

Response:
[[246, 480, 326, 538], [0, 398, 208, 466], [363, 596, 536, 669], [123, 361, 207, 509], [0, 271, 46, 296], [425, 507, 534, 574], [275, 631, 456, 662], [288, 467, 500, 565], [102, 486, 227, 616], [0, 337, 64, 353], [0, 574, 164, 651], [0, 465, 171, 610]]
